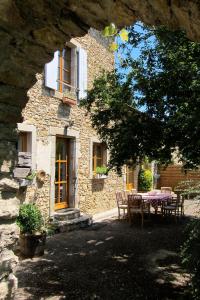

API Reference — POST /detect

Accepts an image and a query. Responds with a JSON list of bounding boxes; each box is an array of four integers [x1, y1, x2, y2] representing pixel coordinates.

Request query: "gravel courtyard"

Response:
[[14, 200, 199, 300]]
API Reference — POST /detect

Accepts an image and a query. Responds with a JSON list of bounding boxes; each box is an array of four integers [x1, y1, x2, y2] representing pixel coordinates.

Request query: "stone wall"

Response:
[[20, 29, 124, 219], [1, 1, 200, 297]]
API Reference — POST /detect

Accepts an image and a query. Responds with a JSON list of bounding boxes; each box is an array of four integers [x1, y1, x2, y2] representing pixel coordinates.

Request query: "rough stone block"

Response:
[[0, 178, 19, 192], [0, 273, 18, 300], [0, 198, 20, 220], [0, 249, 19, 280], [0, 223, 20, 249]]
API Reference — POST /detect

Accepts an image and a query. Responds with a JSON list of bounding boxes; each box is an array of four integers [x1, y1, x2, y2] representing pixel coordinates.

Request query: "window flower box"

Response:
[[62, 96, 77, 106], [95, 174, 107, 179]]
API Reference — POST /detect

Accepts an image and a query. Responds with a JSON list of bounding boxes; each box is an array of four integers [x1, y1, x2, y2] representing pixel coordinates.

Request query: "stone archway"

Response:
[[1, 1, 200, 298]]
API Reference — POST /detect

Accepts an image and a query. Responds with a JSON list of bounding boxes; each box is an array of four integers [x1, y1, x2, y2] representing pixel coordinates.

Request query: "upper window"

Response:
[[45, 44, 87, 101], [92, 143, 107, 175], [58, 47, 74, 93]]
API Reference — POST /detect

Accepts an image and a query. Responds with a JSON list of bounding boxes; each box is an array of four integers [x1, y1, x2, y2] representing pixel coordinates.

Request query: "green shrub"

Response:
[[138, 169, 152, 192], [181, 219, 200, 299], [95, 166, 108, 175], [16, 204, 44, 234]]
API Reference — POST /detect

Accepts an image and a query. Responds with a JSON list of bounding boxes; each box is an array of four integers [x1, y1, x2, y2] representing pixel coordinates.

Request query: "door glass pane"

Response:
[[55, 163, 59, 182], [60, 162, 67, 182], [60, 183, 67, 203]]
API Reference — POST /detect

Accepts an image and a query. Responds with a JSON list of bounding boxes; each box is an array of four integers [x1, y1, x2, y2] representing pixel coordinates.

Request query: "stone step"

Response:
[[52, 214, 93, 233], [53, 208, 80, 221]]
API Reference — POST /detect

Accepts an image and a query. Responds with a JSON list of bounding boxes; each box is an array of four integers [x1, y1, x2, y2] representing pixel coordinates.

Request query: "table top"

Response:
[[137, 193, 171, 201]]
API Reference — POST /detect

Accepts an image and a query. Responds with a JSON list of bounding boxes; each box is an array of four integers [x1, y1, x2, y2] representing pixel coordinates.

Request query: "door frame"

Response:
[[49, 127, 80, 215], [55, 137, 70, 210]]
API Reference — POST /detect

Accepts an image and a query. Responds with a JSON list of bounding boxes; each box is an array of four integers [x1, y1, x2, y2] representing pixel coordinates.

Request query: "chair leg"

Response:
[[118, 207, 120, 219], [141, 213, 144, 228], [128, 209, 132, 226]]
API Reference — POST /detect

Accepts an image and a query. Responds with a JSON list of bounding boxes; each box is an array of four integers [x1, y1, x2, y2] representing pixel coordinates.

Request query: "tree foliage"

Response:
[[181, 218, 200, 299], [81, 24, 200, 173], [138, 169, 152, 192]]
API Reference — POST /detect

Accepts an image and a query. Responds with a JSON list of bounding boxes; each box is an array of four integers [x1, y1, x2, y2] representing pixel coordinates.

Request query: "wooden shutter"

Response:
[[78, 47, 87, 100], [45, 51, 59, 90]]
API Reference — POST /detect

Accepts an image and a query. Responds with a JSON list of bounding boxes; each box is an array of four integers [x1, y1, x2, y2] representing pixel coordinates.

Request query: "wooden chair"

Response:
[[127, 194, 150, 228], [123, 190, 132, 201], [161, 187, 172, 195], [116, 192, 128, 219], [162, 195, 185, 219]]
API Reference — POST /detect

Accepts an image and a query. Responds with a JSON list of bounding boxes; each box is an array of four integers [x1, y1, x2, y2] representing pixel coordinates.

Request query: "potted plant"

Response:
[[95, 166, 108, 179], [16, 203, 46, 258]]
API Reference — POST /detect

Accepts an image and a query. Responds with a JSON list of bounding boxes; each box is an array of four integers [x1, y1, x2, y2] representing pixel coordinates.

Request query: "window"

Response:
[[92, 143, 107, 174], [45, 45, 87, 101], [17, 124, 36, 170], [17, 131, 32, 168], [18, 132, 28, 152], [58, 47, 74, 93]]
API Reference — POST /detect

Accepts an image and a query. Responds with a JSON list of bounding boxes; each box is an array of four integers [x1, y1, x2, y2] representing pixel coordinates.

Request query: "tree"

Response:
[[81, 24, 200, 174]]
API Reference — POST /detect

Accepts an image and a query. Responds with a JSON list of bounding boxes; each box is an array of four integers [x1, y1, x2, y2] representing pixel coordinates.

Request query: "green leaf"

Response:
[[102, 26, 110, 37], [108, 23, 118, 36], [102, 23, 117, 37]]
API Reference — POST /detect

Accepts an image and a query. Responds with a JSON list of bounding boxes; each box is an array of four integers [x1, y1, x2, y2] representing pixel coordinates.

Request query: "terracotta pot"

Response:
[[19, 232, 46, 258]]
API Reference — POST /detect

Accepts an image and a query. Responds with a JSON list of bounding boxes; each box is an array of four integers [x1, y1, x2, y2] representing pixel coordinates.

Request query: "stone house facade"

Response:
[[16, 29, 138, 219]]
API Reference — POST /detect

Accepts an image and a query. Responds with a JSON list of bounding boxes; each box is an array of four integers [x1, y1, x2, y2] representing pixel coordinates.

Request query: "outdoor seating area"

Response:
[[116, 187, 185, 227]]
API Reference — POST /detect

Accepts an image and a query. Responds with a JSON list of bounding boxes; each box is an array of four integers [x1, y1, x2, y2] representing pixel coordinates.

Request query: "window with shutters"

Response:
[[58, 47, 77, 94], [92, 143, 107, 175], [45, 43, 87, 101]]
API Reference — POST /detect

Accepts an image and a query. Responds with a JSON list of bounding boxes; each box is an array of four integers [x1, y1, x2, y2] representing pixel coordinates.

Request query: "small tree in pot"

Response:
[[16, 204, 46, 258]]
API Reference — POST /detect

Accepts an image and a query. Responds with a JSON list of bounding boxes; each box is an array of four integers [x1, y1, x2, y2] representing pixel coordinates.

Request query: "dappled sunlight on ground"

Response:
[[14, 204, 198, 300]]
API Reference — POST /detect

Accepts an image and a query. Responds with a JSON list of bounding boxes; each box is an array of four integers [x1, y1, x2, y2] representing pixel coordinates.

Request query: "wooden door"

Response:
[[55, 138, 70, 210], [126, 166, 135, 191]]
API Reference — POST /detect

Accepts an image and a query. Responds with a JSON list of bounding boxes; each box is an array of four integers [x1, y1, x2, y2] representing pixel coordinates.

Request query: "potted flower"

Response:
[[16, 204, 46, 258], [95, 166, 108, 179]]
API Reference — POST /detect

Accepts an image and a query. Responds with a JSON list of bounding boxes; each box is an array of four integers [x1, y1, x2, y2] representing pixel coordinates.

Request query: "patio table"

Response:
[[138, 193, 172, 214]]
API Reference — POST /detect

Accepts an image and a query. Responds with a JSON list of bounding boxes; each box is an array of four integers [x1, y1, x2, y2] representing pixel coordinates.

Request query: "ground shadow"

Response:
[[15, 216, 192, 300]]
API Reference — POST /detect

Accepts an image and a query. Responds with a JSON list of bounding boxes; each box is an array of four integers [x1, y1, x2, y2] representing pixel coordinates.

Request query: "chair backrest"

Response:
[[123, 190, 132, 200], [128, 194, 143, 209], [116, 192, 124, 205], [161, 187, 172, 195]]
